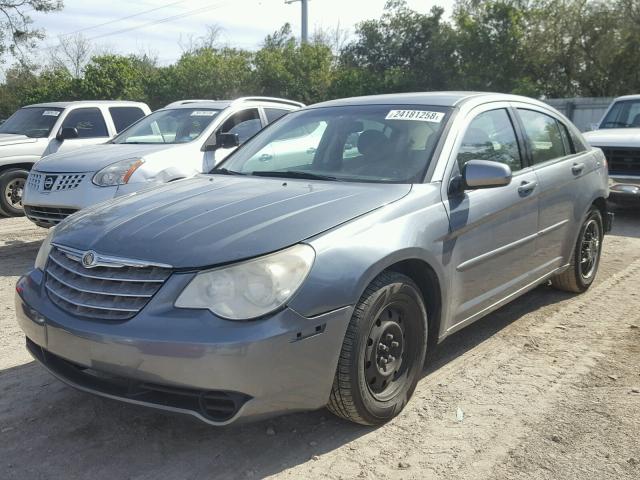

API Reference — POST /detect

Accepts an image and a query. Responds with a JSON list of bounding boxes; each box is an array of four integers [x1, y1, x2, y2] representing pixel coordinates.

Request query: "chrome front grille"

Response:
[[45, 246, 172, 321], [27, 172, 42, 190], [53, 174, 86, 191]]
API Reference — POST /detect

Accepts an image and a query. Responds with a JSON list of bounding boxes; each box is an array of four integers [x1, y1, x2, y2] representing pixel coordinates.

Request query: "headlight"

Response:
[[92, 158, 144, 186], [175, 244, 315, 320], [34, 227, 56, 270]]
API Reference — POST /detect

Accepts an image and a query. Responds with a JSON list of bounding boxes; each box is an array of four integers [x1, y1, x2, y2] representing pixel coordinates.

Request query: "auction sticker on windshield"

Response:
[[42, 111, 60, 117], [191, 111, 217, 117], [385, 110, 444, 123]]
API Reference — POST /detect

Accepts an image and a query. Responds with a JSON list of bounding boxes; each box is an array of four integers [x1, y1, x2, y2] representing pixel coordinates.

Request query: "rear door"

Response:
[[513, 105, 596, 272], [443, 104, 541, 330]]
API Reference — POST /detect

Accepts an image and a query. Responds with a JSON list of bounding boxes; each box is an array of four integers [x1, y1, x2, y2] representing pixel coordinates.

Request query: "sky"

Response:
[[30, 0, 456, 65]]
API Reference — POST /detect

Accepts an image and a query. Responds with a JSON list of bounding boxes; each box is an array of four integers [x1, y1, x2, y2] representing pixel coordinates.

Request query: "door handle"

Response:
[[259, 153, 273, 162], [517, 180, 537, 195], [572, 162, 585, 175]]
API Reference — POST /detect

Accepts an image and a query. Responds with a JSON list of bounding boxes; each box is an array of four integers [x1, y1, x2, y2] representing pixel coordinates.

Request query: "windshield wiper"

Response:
[[210, 167, 246, 175], [251, 170, 340, 181]]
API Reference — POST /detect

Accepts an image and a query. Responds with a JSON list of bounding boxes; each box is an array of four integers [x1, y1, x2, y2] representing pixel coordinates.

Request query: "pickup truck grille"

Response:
[[45, 246, 172, 321], [601, 147, 640, 176]]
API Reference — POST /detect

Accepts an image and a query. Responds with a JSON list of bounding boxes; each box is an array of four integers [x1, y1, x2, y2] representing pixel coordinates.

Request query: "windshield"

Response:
[[0, 107, 63, 138], [112, 108, 220, 144], [600, 100, 640, 129], [218, 104, 450, 183]]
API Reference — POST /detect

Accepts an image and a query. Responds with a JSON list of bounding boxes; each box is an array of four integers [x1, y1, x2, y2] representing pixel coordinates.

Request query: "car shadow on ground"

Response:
[[0, 283, 575, 480], [0, 239, 41, 277], [609, 205, 640, 239]]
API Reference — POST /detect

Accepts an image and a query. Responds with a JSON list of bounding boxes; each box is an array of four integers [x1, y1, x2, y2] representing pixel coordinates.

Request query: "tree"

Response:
[[0, 0, 62, 63], [51, 33, 92, 78], [80, 55, 145, 100], [255, 24, 335, 103]]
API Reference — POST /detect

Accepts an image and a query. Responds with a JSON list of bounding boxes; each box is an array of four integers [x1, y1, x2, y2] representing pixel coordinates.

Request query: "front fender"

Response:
[[289, 185, 450, 321]]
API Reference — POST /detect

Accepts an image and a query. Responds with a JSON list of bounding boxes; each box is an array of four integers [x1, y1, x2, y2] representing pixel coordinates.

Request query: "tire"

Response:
[[551, 207, 603, 293], [0, 168, 28, 217], [328, 271, 428, 425]]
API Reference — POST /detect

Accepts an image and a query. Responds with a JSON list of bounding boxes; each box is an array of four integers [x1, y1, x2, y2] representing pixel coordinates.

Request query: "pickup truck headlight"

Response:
[[92, 158, 144, 186], [34, 227, 56, 270], [175, 244, 315, 320]]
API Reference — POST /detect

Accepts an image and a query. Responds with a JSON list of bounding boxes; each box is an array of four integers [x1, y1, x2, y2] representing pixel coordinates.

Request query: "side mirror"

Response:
[[217, 132, 240, 149], [56, 127, 79, 141], [462, 159, 512, 190]]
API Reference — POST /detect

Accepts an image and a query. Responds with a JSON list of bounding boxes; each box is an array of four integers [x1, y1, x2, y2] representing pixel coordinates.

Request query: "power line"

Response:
[[84, 1, 237, 42], [57, 0, 190, 38]]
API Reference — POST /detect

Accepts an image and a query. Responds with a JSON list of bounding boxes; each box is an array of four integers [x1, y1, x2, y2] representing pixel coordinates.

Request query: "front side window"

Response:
[[219, 104, 451, 183], [62, 108, 109, 138], [517, 109, 566, 164], [600, 99, 640, 129], [220, 109, 262, 143], [457, 109, 522, 172], [112, 108, 220, 144], [0, 107, 64, 138], [109, 107, 146, 133]]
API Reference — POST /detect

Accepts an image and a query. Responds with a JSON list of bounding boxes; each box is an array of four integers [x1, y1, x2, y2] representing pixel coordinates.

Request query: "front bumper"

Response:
[[15, 270, 352, 425], [23, 172, 118, 227]]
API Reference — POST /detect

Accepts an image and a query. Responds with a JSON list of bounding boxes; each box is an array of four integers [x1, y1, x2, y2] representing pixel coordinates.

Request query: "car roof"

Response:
[[613, 94, 640, 102], [24, 100, 148, 108], [163, 97, 305, 110], [309, 91, 551, 109]]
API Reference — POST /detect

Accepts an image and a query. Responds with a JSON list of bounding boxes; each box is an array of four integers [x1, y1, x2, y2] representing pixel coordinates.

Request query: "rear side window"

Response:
[[264, 108, 290, 124], [457, 109, 523, 172], [517, 109, 566, 164], [62, 108, 108, 138], [109, 107, 146, 133]]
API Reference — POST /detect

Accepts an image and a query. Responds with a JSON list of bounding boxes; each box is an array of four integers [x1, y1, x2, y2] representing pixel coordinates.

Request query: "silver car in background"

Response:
[[16, 92, 611, 426], [22, 97, 303, 227]]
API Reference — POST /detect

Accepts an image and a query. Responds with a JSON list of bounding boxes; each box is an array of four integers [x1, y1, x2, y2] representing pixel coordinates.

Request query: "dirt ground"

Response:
[[1, 211, 639, 480]]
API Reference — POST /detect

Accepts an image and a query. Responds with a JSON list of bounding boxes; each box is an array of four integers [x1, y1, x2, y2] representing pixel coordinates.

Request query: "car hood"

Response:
[[53, 175, 411, 268], [34, 143, 175, 172], [0, 133, 38, 147], [583, 128, 640, 147]]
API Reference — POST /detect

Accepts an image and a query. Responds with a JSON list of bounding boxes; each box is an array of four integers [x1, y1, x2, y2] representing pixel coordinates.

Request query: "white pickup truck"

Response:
[[0, 100, 150, 216], [583, 94, 640, 207]]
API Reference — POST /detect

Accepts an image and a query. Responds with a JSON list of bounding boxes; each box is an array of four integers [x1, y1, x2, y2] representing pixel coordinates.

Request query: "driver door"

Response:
[[44, 108, 110, 156], [443, 105, 541, 332], [210, 108, 264, 166]]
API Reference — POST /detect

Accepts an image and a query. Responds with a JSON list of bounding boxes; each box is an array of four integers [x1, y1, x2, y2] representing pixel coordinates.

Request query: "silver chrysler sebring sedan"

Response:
[[16, 92, 612, 426]]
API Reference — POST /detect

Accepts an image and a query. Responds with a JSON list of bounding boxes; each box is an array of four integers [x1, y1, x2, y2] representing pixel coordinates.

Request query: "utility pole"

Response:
[[285, 0, 309, 44]]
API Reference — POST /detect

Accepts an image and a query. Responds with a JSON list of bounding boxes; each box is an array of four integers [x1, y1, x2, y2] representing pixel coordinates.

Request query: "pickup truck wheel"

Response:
[[327, 271, 427, 425], [551, 207, 603, 293], [0, 169, 28, 217]]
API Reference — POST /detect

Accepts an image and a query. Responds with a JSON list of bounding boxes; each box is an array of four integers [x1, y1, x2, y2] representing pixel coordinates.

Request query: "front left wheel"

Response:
[[0, 168, 28, 217], [328, 271, 428, 425]]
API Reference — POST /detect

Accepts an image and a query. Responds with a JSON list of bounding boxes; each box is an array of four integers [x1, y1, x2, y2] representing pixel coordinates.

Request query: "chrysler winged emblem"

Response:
[[81, 250, 97, 268]]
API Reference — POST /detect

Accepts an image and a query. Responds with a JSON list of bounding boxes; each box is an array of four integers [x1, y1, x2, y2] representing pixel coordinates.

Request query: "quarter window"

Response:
[[61, 108, 108, 138], [457, 109, 523, 172], [517, 109, 566, 164]]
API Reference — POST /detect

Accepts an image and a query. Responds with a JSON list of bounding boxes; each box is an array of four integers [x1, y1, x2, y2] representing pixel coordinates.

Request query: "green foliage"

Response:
[[2, 0, 640, 117]]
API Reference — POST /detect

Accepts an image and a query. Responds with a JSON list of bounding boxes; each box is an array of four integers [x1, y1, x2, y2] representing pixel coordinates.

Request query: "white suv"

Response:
[[0, 100, 150, 217], [22, 97, 303, 227]]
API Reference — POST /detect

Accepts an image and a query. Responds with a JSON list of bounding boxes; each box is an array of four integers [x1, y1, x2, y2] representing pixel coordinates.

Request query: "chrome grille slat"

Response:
[[49, 249, 168, 282], [45, 246, 172, 321]]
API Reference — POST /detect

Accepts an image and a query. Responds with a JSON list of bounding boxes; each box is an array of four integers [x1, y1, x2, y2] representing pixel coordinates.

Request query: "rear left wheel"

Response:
[[328, 271, 428, 425], [0, 169, 28, 217]]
